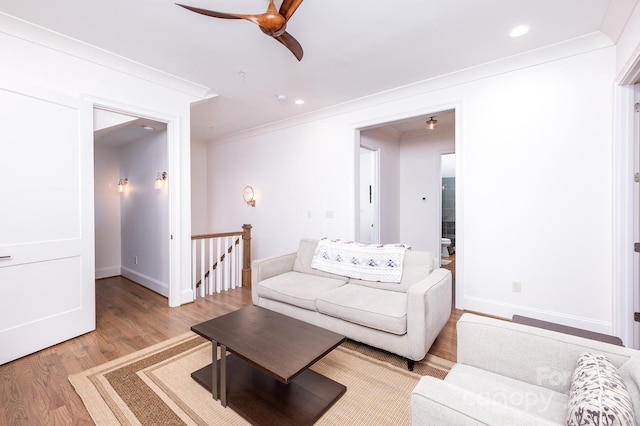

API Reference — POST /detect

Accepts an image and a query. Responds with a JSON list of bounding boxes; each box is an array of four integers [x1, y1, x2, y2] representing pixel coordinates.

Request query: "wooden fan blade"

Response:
[[176, 4, 245, 20], [274, 31, 303, 61], [279, 0, 304, 21]]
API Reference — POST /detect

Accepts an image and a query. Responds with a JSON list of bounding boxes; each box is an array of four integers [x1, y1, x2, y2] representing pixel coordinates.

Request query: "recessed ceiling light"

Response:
[[294, 99, 305, 105], [509, 25, 530, 38], [276, 94, 287, 101], [142, 125, 155, 131]]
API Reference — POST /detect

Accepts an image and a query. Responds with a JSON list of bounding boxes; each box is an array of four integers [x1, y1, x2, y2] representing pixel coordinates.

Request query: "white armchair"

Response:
[[410, 313, 640, 425]]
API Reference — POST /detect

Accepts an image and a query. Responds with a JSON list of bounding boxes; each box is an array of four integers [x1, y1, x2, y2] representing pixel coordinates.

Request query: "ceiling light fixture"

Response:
[[142, 125, 155, 131], [509, 25, 530, 38], [426, 117, 437, 130], [276, 94, 287, 101], [294, 99, 305, 105]]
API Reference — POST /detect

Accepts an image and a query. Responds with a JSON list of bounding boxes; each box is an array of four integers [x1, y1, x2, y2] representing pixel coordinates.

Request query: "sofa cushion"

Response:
[[445, 364, 569, 424], [567, 353, 635, 426], [292, 239, 348, 281], [316, 284, 407, 335], [349, 250, 434, 293], [256, 271, 347, 311], [619, 356, 640, 422]]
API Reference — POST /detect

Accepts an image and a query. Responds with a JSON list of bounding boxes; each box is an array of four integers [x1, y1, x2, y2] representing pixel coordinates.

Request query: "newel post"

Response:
[[242, 224, 252, 287]]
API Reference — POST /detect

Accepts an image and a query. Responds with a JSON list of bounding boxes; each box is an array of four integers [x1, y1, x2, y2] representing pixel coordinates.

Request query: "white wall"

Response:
[[207, 41, 618, 334], [191, 141, 209, 235], [399, 126, 455, 254], [94, 143, 122, 279], [208, 120, 355, 258], [120, 131, 170, 296], [360, 128, 401, 243]]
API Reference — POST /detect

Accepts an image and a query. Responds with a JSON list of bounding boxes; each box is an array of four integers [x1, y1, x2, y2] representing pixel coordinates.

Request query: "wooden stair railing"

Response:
[[194, 239, 238, 288], [191, 224, 252, 299]]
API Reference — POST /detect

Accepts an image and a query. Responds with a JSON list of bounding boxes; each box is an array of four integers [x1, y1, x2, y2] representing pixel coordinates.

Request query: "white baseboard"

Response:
[[95, 266, 121, 280], [181, 288, 195, 305], [121, 267, 169, 297]]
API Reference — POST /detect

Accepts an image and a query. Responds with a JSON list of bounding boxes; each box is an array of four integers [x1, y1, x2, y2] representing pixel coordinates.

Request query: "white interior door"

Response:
[[0, 86, 95, 364], [359, 147, 379, 244]]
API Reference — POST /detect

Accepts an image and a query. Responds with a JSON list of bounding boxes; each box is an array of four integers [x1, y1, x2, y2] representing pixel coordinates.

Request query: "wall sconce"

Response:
[[243, 186, 256, 207], [118, 178, 128, 192], [154, 172, 167, 189], [426, 116, 438, 130]]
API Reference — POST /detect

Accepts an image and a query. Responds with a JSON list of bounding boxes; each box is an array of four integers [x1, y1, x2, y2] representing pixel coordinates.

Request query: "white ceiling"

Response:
[[94, 116, 167, 147], [0, 0, 629, 141]]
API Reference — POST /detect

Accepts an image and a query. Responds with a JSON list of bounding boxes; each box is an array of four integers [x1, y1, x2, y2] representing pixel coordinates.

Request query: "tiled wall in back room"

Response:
[[442, 177, 455, 249]]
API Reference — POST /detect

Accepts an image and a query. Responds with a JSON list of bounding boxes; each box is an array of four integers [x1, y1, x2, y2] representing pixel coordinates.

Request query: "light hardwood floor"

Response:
[[0, 275, 462, 425]]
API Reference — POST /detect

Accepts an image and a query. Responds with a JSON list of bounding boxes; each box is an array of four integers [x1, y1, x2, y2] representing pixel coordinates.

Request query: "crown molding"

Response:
[[600, 0, 638, 43], [0, 12, 215, 100]]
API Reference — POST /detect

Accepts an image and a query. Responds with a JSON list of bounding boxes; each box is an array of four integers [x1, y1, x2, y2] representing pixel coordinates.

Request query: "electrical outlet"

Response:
[[512, 281, 521, 293], [325, 210, 335, 218]]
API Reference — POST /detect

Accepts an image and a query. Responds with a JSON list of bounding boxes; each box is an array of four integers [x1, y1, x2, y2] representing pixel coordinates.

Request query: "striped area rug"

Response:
[[69, 332, 452, 425]]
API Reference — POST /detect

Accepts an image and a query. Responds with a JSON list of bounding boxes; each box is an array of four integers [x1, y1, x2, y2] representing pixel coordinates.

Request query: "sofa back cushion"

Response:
[[293, 239, 348, 281], [457, 314, 638, 394], [295, 239, 433, 293], [619, 356, 640, 422], [350, 250, 434, 292]]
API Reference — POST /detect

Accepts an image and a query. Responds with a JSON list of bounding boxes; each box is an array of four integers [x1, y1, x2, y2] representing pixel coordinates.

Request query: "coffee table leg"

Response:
[[220, 344, 227, 407], [211, 340, 218, 400]]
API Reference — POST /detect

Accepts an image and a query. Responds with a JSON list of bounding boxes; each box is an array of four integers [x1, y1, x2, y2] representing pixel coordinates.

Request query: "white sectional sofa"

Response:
[[411, 313, 640, 425], [251, 239, 452, 368]]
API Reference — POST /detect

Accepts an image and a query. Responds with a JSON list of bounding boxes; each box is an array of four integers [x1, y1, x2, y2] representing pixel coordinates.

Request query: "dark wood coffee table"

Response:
[[191, 305, 347, 425]]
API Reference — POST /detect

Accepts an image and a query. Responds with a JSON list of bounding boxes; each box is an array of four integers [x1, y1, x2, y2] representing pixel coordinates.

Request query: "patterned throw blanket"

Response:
[[311, 239, 410, 283]]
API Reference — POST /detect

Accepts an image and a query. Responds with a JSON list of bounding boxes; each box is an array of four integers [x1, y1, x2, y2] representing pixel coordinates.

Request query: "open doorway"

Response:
[[355, 109, 456, 250], [93, 108, 171, 298], [355, 109, 458, 303]]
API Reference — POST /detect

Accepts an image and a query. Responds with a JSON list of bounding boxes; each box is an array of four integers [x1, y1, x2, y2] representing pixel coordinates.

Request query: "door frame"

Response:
[[631, 82, 640, 349], [614, 44, 640, 348], [635, 83, 640, 349], [613, 82, 639, 348], [84, 95, 181, 307]]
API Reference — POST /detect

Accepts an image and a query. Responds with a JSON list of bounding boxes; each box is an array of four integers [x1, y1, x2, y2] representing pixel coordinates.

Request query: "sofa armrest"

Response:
[[410, 376, 559, 426], [457, 314, 637, 394], [406, 268, 452, 361], [251, 252, 296, 304]]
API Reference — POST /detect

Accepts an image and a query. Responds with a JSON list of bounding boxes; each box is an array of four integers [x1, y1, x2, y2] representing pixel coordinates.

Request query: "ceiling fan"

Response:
[[177, 0, 305, 61]]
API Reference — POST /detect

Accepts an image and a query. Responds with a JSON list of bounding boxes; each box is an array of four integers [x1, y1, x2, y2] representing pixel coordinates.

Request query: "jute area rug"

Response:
[[69, 332, 453, 425]]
